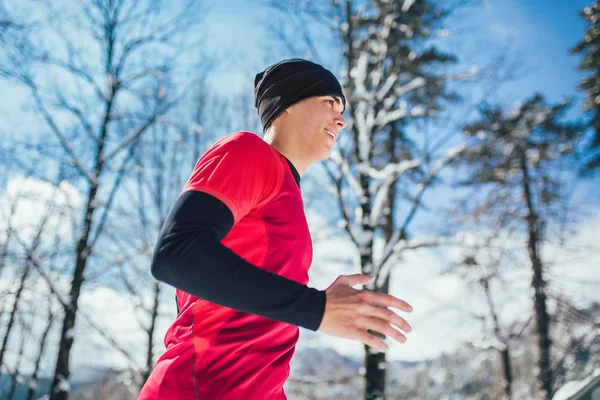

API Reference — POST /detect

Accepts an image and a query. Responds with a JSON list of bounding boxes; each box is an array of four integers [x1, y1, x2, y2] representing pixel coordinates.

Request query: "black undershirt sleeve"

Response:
[[151, 190, 327, 331]]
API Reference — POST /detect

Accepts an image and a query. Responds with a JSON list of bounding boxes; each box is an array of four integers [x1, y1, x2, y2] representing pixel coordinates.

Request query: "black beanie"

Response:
[[254, 58, 346, 131]]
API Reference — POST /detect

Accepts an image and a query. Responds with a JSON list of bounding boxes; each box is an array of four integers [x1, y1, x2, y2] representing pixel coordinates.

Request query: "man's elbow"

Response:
[[151, 247, 174, 284]]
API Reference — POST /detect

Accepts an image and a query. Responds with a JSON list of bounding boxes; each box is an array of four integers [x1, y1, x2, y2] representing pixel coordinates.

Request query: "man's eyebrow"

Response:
[[330, 95, 345, 111]]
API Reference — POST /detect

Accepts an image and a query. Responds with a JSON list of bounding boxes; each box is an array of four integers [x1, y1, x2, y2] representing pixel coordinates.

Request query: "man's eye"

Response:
[[326, 99, 334, 106]]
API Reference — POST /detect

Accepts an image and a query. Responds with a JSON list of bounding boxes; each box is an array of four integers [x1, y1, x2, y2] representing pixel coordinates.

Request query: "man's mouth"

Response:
[[325, 129, 337, 140]]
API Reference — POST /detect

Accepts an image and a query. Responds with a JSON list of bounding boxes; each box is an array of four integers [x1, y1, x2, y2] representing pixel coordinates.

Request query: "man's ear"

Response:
[[280, 106, 293, 118]]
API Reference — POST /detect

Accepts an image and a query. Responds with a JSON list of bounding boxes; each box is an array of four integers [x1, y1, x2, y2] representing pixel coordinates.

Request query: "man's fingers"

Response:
[[367, 305, 412, 333], [357, 329, 388, 352], [321, 275, 413, 352], [360, 290, 413, 313], [363, 317, 407, 344]]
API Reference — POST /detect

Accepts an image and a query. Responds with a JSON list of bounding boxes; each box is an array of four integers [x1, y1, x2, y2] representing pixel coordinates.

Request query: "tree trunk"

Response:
[[364, 273, 390, 400], [50, 181, 99, 400], [358, 160, 381, 399], [481, 279, 512, 399], [50, 30, 115, 395], [27, 308, 54, 400], [7, 316, 27, 400], [0, 263, 31, 369], [360, 190, 382, 399], [363, 125, 400, 400], [142, 281, 161, 387], [521, 154, 552, 400], [500, 346, 513, 399]]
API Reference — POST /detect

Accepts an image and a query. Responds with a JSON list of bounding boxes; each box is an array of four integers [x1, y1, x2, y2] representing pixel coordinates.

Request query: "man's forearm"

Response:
[[151, 191, 326, 331]]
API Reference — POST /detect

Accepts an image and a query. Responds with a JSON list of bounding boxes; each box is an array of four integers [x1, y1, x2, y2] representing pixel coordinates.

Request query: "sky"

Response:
[[200, 0, 593, 108], [198, 0, 600, 208], [466, 0, 591, 102], [1, 0, 599, 384]]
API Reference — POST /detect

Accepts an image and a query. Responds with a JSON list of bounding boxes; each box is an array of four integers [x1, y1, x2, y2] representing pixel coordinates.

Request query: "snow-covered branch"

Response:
[[350, 53, 372, 101], [323, 159, 363, 246], [394, 236, 454, 252], [330, 150, 365, 197], [376, 73, 397, 102], [472, 338, 507, 352], [369, 160, 421, 227], [374, 102, 408, 127], [396, 76, 426, 97], [368, 160, 421, 180]]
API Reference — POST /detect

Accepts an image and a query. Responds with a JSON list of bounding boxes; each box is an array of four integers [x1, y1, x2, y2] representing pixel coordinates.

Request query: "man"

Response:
[[139, 58, 413, 400]]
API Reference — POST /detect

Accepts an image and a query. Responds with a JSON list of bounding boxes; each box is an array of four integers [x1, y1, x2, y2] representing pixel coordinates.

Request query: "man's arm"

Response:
[[154, 190, 415, 352], [151, 190, 326, 331]]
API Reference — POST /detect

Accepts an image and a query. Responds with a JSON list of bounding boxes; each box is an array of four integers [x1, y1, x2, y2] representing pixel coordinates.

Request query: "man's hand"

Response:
[[317, 274, 413, 352]]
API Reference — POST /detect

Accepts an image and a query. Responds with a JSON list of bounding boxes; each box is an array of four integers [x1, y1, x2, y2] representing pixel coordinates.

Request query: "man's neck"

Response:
[[263, 134, 309, 176]]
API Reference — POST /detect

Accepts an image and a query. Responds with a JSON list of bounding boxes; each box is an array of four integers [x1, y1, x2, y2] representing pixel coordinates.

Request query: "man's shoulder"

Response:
[[216, 131, 268, 149]]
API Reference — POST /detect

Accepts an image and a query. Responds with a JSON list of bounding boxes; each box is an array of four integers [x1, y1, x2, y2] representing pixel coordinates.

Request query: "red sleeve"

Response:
[[182, 132, 284, 224]]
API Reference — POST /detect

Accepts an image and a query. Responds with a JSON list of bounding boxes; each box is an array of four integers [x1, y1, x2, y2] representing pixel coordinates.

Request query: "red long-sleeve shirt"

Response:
[[139, 131, 325, 399]]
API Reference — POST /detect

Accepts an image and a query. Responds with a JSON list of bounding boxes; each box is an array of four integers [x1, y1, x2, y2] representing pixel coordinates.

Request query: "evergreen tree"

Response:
[[572, 1, 600, 172]]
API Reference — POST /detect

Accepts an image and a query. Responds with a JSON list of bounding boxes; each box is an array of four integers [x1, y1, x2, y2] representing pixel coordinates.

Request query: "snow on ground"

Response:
[[552, 369, 600, 400]]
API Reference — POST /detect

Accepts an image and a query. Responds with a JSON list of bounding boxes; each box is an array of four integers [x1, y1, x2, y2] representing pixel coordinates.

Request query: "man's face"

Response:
[[285, 95, 347, 161]]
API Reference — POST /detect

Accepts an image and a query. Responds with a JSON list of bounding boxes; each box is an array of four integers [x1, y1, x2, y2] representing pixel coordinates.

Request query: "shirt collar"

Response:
[[283, 156, 301, 188]]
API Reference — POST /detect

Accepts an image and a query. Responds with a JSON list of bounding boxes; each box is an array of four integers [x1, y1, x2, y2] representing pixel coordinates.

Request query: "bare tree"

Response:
[[450, 230, 525, 400], [109, 102, 216, 389], [0, 173, 60, 371], [456, 94, 583, 399], [0, 184, 18, 278], [0, 0, 207, 398]]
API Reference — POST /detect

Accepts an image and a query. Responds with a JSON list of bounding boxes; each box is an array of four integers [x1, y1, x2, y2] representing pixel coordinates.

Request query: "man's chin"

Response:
[[308, 147, 333, 165]]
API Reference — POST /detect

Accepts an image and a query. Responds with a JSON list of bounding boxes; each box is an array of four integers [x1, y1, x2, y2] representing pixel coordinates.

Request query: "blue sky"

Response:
[[2, 0, 592, 132], [5, 0, 590, 139], [201, 0, 592, 109], [196, 0, 599, 233], [466, 0, 591, 103]]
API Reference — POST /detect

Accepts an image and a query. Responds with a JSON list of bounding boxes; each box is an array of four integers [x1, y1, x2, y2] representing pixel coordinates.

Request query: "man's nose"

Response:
[[335, 115, 347, 130]]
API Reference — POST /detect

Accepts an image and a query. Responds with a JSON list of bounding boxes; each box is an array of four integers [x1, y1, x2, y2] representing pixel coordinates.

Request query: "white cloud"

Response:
[[428, 273, 464, 302], [0, 271, 177, 381], [71, 284, 177, 375], [0, 177, 83, 246]]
